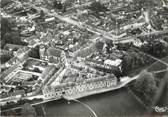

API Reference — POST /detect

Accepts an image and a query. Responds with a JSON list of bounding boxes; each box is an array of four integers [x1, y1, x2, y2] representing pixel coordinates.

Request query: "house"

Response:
[[104, 59, 122, 67], [47, 48, 62, 60], [41, 65, 57, 85], [85, 58, 122, 76], [43, 47, 67, 64], [14, 47, 30, 60], [73, 42, 97, 58]]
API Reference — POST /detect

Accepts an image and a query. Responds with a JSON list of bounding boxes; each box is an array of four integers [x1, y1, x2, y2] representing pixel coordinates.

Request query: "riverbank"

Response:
[[2, 56, 167, 116], [45, 88, 147, 116], [63, 76, 138, 100], [126, 56, 168, 115]]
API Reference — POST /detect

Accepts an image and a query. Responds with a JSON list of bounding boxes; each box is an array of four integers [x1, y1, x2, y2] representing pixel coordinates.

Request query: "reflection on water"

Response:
[[45, 88, 146, 116]]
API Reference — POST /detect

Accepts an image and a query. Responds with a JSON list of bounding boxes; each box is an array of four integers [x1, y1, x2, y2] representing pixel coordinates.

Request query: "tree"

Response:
[[0, 54, 13, 64], [21, 103, 36, 117], [28, 46, 40, 59], [141, 40, 168, 58], [95, 41, 104, 52], [133, 0, 162, 9], [150, 15, 164, 30], [1, 0, 12, 8], [1, 18, 12, 39], [133, 0, 162, 23], [53, 0, 63, 10], [134, 70, 158, 104], [121, 53, 132, 75], [3, 31, 22, 44], [1, 17, 26, 45], [89, 1, 109, 13], [33, 67, 42, 73]]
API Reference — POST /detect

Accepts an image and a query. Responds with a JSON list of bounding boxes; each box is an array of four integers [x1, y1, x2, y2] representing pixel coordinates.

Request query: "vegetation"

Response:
[[141, 40, 168, 58], [95, 41, 104, 52], [1, 0, 12, 8], [28, 46, 40, 59], [133, 0, 162, 9], [0, 53, 14, 64], [89, 1, 109, 14], [21, 103, 36, 117], [132, 0, 162, 24], [133, 70, 158, 105], [1, 18, 13, 39], [53, 0, 63, 10], [1, 17, 27, 46], [121, 49, 153, 75]]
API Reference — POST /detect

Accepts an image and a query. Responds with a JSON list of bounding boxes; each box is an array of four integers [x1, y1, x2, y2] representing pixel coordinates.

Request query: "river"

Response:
[[42, 88, 147, 116], [3, 56, 167, 116]]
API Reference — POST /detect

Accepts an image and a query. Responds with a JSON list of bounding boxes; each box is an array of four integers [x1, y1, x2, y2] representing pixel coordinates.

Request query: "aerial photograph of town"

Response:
[[0, 0, 168, 116]]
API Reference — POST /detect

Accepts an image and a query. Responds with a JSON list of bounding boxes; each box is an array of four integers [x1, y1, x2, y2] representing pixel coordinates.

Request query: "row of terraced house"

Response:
[[42, 74, 117, 100]]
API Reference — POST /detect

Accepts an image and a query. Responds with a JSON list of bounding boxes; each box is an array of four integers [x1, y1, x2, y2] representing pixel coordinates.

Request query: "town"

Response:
[[0, 0, 168, 116]]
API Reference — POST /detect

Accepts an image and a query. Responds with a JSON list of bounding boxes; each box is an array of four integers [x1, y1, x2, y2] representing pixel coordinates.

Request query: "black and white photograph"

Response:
[[0, 0, 168, 116]]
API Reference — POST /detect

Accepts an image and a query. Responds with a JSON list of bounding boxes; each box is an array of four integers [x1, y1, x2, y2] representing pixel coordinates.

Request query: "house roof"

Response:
[[41, 65, 56, 79], [46, 47, 62, 57]]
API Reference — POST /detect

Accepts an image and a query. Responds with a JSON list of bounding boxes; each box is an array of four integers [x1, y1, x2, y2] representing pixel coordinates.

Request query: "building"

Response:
[[41, 47, 66, 64], [73, 42, 97, 58], [1, 64, 23, 82], [104, 59, 122, 67], [122, 22, 146, 30], [45, 66, 65, 86], [85, 58, 122, 76], [41, 65, 57, 85], [43, 74, 117, 99], [39, 45, 46, 60], [14, 47, 30, 60]]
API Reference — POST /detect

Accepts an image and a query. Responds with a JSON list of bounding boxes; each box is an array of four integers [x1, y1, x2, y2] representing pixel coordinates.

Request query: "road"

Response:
[[50, 14, 168, 43], [23, 3, 128, 40], [2, 2, 168, 116], [114, 30, 168, 43], [23, 2, 168, 44], [45, 88, 147, 116], [116, 30, 168, 41], [1, 75, 140, 113], [3, 2, 168, 44]]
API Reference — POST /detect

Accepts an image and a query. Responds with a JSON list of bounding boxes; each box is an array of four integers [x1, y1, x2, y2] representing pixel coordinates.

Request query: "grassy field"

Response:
[[147, 56, 168, 72], [128, 56, 168, 115], [148, 56, 168, 82], [128, 56, 168, 77]]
